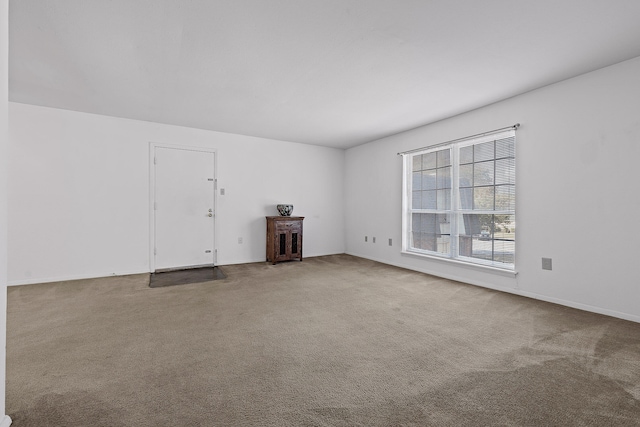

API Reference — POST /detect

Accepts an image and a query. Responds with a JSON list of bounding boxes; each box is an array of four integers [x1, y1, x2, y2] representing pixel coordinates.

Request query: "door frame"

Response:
[[149, 142, 218, 273]]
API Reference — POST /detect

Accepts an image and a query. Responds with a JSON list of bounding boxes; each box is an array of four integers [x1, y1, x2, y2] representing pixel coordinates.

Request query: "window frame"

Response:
[[401, 129, 516, 271]]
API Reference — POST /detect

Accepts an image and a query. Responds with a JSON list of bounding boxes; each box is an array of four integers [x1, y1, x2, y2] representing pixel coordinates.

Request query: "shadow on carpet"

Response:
[[149, 267, 226, 288]]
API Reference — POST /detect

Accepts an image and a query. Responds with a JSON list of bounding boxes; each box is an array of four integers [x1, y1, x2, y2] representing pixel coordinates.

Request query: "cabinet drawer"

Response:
[[275, 221, 301, 231]]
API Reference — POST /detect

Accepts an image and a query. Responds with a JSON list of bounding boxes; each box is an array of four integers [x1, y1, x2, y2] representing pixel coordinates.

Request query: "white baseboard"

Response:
[[346, 251, 517, 294], [345, 251, 640, 324], [0, 415, 12, 427], [514, 290, 640, 324], [217, 252, 344, 267], [8, 252, 349, 286], [8, 269, 148, 286]]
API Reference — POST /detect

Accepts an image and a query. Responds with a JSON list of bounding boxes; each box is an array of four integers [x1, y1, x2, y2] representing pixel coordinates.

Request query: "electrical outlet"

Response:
[[373, 237, 376, 243], [238, 237, 243, 244], [542, 257, 552, 270], [388, 238, 392, 246], [365, 236, 368, 242], [220, 188, 225, 195]]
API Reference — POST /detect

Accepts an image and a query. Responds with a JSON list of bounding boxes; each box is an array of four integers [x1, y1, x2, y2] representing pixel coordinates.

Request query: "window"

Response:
[[402, 129, 516, 270]]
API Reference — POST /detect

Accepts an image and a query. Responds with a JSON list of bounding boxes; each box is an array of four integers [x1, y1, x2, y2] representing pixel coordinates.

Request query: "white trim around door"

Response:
[[149, 142, 218, 273]]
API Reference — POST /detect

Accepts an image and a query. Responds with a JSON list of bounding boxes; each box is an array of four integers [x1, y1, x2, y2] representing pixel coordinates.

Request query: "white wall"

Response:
[[1, 0, 11, 423], [346, 56, 640, 322], [8, 104, 345, 285]]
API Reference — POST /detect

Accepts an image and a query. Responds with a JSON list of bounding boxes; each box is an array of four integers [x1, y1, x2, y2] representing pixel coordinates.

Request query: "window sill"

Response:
[[401, 250, 518, 278]]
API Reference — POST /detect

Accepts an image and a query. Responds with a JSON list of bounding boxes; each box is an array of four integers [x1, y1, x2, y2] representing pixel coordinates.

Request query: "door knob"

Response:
[[208, 213, 213, 217]]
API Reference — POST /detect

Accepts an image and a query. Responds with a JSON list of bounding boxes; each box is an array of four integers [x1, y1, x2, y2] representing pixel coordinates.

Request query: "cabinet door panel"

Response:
[[291, 232, 299, 255]]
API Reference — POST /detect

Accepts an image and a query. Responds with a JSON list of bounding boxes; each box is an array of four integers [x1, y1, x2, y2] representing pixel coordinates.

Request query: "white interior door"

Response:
[[154, 147, 215, 271]]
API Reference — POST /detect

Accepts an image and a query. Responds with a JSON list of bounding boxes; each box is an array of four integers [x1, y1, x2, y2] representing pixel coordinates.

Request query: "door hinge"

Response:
[[154, 248, 157, 255], [215, 249, 218, 264], [214, 179, 218, 190], [154, 202, 157, 210], [154, 156, 157, 165]]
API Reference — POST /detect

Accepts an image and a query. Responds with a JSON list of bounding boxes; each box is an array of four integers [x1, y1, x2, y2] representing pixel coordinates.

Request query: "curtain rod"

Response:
[[397, 123, 520, 156]]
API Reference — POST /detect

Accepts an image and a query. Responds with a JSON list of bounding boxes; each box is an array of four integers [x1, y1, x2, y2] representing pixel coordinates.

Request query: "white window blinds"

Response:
[[402, 127, 517, 269]]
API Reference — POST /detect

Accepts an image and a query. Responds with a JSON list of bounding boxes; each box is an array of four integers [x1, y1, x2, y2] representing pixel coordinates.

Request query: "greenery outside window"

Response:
[[402, 129, 516, 270]]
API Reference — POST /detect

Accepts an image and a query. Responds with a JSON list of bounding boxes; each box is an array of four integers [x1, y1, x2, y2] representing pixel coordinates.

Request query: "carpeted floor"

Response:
[[7, 254, 640, 426]]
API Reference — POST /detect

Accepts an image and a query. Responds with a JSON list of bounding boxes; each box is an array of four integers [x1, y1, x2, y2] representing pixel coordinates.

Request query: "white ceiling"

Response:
[[9, 1, 640, 149]]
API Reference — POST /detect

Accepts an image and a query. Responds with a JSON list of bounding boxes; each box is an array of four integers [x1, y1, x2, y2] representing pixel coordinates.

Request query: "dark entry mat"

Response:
[[149, 267, 226, 288]]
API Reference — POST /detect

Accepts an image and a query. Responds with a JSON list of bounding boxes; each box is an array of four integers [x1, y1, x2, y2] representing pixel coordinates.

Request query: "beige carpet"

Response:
[[7, 254, 640, 426]]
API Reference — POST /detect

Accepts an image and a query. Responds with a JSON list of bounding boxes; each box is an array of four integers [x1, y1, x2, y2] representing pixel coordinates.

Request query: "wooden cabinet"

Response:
[[266, 216, 304, 264]]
